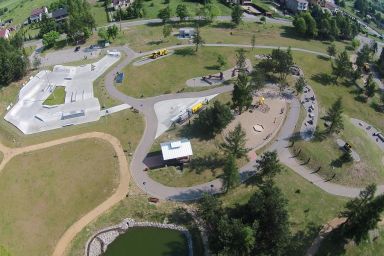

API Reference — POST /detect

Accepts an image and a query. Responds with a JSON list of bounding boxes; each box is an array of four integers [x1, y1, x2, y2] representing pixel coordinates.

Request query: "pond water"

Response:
[[104, 227, 188, 256]]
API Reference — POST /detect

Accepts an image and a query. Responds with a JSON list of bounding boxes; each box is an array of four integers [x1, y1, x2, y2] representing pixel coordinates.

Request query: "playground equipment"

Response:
[[258, 96, 265, 106], [150, 49, 169, 59]]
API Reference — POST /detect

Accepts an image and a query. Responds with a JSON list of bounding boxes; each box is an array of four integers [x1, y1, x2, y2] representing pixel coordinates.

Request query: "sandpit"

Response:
[[223, 88, 287, 150]]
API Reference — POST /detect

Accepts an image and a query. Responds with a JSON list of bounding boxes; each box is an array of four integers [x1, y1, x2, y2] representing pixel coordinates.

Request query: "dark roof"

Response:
[[52, 8, 68, 19], [31, 7, 46, 16]]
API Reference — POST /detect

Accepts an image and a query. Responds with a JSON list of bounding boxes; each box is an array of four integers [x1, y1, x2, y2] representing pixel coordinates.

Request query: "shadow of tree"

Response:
[[311, 73, 335, 86], [286, 222, 322, 256], [147, 40, 163, 46], [211, 22, 236, 29], [190, 152, 224, 174], [317, 55, 330, 61], [174, 47, 196, 56], [315, 227, 347, 256]]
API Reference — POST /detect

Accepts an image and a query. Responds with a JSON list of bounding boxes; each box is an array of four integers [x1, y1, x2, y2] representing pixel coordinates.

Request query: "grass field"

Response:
[[0, 139, 119, 256], [90, 2, 108, 27], [43, 86, 66, 105], [116, 22, 350, 53], [0, 0, 52, 25], [118, 46, 238, 98]]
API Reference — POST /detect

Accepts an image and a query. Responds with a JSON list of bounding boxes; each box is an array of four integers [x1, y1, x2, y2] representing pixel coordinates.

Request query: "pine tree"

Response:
[[232, 73, 252, 114], [220, 123, 249, 159], [222, 154, 240, 192], [255, 151, 283, 181], [326, 97, 344, 134], [193, 25, 204, 52]]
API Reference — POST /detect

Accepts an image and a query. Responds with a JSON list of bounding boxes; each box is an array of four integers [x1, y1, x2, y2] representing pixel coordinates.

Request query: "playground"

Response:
[[4, 51, 131, 134], [223, 88, 287, 151]]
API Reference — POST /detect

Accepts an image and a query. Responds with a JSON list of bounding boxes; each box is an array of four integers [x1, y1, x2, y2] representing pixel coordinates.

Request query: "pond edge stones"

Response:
[[85, 218, 193, 256]]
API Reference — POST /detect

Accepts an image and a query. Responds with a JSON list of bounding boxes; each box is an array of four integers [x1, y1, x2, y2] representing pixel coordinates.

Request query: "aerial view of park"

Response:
[[1, 0, 384, 255]]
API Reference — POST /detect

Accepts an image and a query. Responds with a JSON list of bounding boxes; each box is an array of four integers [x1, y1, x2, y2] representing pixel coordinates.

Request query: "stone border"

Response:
[[85, 218, 193, 256]]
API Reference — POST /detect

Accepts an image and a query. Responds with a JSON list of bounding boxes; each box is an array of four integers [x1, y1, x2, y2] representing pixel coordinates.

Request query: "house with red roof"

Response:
[[29, 6, 48, 23], [0, 29, 10, 39]]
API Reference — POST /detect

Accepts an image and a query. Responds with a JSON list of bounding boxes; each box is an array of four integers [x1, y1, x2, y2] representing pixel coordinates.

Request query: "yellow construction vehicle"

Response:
[[150, 49, 169, 59]]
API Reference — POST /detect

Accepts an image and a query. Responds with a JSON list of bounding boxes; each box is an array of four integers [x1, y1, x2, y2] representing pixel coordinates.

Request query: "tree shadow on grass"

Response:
[[311, 73, 335, 86], [280, 26, 312, 42], [190, 152, 224, 174], [315, 227, 348, 256], [204, 65, 220, 70], [286, 222, 322, 256], [174, 47, 196, 56], [177, 123, 214, 141], [317, 55, 330, 61], [211, 22, 236, 29], [147, 40, 163, 46]]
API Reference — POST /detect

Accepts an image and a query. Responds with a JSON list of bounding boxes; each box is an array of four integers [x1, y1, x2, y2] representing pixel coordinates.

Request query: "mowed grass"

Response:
[[0, 139, 119, 256], [140, 0, 231, 20], [90, 2, 108, 27], [116, 22, 349, 53], [118, 47, 237, 98], [43, 86, 66, 105]]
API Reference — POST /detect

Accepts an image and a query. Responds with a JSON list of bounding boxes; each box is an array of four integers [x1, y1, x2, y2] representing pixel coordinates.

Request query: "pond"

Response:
[[104, 227, 188, 256]]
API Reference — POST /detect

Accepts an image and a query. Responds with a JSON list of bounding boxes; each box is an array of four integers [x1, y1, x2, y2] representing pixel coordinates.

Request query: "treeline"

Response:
[[293, 6, 359, 40], [0, 38, 29, 87]]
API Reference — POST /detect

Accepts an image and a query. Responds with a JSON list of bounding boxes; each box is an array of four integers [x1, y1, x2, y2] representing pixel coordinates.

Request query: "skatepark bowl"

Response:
[[103, 227, 188, 256]]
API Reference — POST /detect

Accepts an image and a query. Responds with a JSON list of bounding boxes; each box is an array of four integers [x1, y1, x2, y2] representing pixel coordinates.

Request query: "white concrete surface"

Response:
[[5, 52, 123, 134], [154, 94, 218, 138]]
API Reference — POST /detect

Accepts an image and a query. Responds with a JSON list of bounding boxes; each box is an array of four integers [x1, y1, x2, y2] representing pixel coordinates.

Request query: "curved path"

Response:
[[0, 132, 130, 256]]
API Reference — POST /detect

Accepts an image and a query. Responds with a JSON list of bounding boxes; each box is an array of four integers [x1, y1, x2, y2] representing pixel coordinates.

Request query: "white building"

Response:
[[160, 139, 193, 162]]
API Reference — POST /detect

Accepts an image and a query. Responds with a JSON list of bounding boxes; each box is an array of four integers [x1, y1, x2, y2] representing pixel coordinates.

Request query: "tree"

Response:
[[325, 97, 344, 134], [365, 75, 376, 97], [192, 25, 204, 52], [327, 43, 337, 59], [67, 0, 95, 42], [107, 25, 119, 40], [232, 73, 252, 114], [293, 16, 307, 35], [341, 184, 384, 243], [220, 123, 249, 159], [255, 151, 283, 181], [176, 4, 189, 22], [332, 50, 352, 80], [98, 27, 108, 41], [354, 0, 369, 16], [295, 76, 306, 94], [235, 48, 247, 73], [193, 101, 233, 137], [38, 14, 57, 38], [42, 31, 60, 48], [32, 55, 41, 70], [260, 16, 266, 24], [162, 24, 172, 40], [356, 44, 372, 70], [216, 54, 226, 70], [249, 66, 265, 92], [222, 154, 240, 192], [198, 4, 220, 23], [231, 4, 242, 26], [251, 34, 256, 51], [158, 6, 171, 23], [351, 38, 360, 50], [245, 180, 290, 255], [10, 32, 23, 50], [271, 48, 293, 82]]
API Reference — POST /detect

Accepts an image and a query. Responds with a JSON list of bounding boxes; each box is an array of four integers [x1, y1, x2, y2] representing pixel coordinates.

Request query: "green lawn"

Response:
[[43, 86, 66, 105], [23, 45, 37, 56], [90, 2, 108, 27], [115, 22, 350, 53], [0, 139, 119, 256], [140, 0, 231, 20], [118, 46, 238, 98]]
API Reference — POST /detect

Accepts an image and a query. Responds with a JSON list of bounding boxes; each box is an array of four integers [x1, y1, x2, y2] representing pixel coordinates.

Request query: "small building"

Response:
[[179, 28, 195, 38], [52, 8, 69, 22], [283, 0, 308, 12], [29, 7, 48, 23], [160, 139, 193, 163], [111, 0, 130, 10], [0, 28, 10, 39]]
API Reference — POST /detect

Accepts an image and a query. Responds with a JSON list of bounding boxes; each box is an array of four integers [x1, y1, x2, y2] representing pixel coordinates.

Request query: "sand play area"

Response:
[[224, 88, 287, 150]]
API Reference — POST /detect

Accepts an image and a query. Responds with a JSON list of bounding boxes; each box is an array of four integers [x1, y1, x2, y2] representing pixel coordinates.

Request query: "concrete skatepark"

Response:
[[5, 51, 131, 134]]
